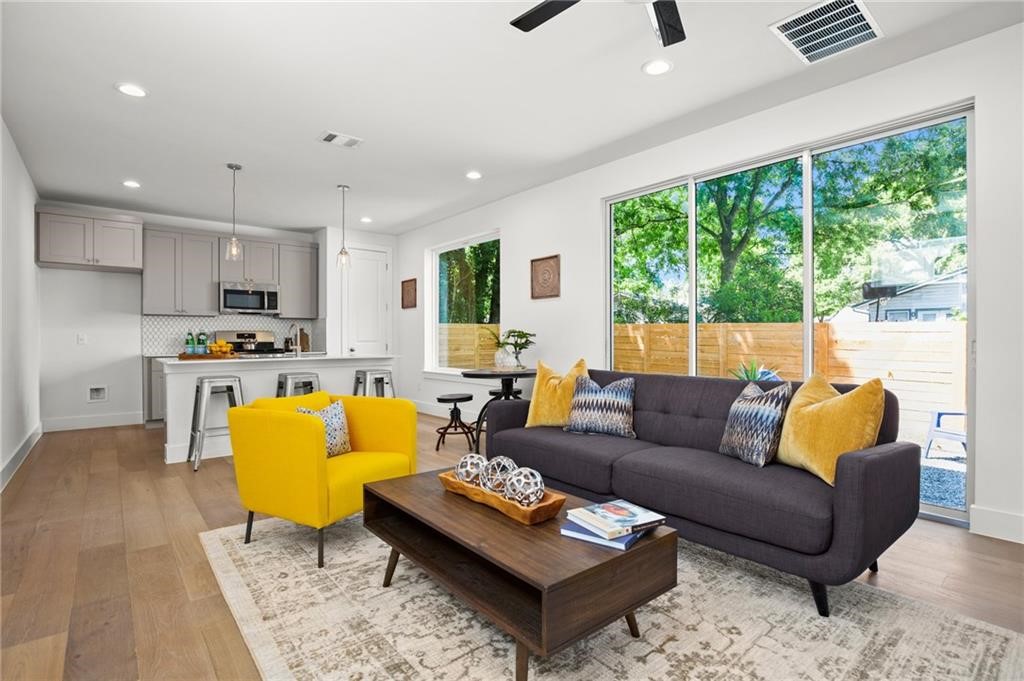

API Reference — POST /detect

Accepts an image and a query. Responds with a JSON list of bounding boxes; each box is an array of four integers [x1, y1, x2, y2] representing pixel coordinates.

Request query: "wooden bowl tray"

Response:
[[438, 470, 566, 525], [176, 352, 239, 360]]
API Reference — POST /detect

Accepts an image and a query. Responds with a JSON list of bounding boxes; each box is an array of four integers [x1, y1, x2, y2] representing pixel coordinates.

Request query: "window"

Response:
[[608, 112, 970, 517], [696, 158, 804, 379], [433, 236, 500, 370], [610, 183, 689, 374]]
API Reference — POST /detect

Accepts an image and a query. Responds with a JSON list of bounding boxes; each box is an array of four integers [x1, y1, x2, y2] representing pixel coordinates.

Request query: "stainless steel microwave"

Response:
[[220, 282, 280, 315]]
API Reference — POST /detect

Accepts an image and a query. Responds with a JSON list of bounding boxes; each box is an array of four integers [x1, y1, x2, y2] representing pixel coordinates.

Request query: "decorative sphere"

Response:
[[504, 467, 545, 507], [455, 454, 487, 485], [479, 456, 518, 494]]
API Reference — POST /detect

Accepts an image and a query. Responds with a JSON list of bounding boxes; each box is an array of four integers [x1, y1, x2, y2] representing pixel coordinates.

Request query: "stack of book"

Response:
[[560, 499, 666, 550]]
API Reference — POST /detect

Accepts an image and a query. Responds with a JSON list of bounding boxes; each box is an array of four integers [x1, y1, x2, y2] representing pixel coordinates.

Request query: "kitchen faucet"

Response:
[[287, 323, 301, 357]]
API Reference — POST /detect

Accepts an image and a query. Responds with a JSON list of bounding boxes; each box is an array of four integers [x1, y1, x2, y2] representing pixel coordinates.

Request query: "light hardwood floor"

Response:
[[2, 419, 1022, 680]]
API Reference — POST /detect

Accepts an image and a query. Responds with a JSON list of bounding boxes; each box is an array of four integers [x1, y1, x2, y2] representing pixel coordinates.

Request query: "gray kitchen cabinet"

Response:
[[143, 229, 219, 316], [37, 212, 143, 270], [219, 238, 278, 283], [142, 229, 179, 314], [149, 359, 166, 421], [93, 219, 143, 268], [179, 233, 220, 315], [279, 243, 319, 318]]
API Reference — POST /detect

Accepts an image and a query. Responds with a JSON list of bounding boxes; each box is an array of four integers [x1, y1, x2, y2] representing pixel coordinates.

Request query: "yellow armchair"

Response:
[[227, 391, 417, 567]]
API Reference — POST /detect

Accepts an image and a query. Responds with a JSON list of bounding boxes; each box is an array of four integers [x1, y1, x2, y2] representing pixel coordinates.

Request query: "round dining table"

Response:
[[460, 368, 537, 453]]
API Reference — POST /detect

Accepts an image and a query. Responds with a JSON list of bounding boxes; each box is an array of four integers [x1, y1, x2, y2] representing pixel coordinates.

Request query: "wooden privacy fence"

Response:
[[613, 321, 967, 444], [438, 323, 500, 370]]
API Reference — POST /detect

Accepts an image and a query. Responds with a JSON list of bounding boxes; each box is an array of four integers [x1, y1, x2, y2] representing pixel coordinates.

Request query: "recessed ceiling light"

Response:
[[641, 59, 673, 76], [122, 179, 141, 189], [465, 170, 483, 180], [115, 82, 148, 98], [360, 216, 373, 224]]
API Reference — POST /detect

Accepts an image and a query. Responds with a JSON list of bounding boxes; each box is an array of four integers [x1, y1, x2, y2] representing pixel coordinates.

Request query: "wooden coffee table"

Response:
[[363, 471, 678, 681]]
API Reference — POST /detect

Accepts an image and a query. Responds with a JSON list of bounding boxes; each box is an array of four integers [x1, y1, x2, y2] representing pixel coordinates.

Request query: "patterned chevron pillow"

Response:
[[719, 382, 792, 467], [564, 376, 636, 439], [297, 400, 352, 457]]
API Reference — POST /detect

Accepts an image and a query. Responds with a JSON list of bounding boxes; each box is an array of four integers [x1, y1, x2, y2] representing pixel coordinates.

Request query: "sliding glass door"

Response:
[[609, 113, 970, 520]]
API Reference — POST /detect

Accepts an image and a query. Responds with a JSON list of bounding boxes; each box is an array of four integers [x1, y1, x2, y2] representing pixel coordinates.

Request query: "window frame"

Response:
[[424, 230, 501, 374]]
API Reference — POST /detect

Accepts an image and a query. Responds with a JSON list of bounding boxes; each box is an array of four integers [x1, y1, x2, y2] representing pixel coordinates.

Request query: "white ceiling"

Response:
[[3, 2, 1021, 234]]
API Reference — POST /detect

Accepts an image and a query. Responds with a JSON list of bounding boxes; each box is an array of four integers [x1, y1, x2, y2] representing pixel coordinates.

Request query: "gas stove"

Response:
[[214, 330, 287, 357]]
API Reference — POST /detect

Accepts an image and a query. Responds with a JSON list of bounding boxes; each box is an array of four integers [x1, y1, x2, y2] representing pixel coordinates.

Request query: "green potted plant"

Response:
[[487, 329, 537, 369], [729, 360, 781, 381]]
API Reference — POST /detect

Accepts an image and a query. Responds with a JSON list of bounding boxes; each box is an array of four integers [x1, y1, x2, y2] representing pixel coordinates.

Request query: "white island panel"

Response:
[[158, 355, 396, 464]]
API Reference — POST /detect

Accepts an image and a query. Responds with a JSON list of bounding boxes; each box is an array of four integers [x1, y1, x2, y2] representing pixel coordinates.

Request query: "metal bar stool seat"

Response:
[[353, 369, 395, 397], [435, 393, 475, 452], [188, 375, 244, 472], [276, 372, 321, 397]]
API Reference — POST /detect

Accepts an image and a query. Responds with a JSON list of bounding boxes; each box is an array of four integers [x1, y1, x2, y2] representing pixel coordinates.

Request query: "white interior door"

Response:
[[343, 247, 391, 356]]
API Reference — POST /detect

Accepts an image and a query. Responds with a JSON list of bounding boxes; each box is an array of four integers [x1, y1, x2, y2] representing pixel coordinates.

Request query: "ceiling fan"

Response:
[[511, 0, 687, 47]]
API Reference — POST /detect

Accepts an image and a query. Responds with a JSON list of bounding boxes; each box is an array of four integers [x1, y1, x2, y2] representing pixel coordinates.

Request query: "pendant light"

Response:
[[224, 163, 243, 261], [336, 184, 351, 268]]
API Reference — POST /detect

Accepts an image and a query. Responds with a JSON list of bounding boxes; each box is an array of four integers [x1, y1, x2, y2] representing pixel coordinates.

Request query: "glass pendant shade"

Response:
[[225, 236, 243, 261], [337, 184, 351, 268], [337, 247, 350, 268]]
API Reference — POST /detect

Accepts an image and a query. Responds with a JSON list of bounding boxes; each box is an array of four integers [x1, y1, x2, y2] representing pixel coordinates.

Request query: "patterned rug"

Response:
[[201, 516, 1023, 681]]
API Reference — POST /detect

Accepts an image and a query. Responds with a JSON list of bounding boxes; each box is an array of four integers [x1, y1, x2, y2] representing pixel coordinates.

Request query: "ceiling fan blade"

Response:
[[510, 0, 581, 32], [651, 0, 686, 46]]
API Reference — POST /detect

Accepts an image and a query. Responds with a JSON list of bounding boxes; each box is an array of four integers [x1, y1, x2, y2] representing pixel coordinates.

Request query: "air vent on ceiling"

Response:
[[770, 0, 882, 65], [318, 130, 363, 149]]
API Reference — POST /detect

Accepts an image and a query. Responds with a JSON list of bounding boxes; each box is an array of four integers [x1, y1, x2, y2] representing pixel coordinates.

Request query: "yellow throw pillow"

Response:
[[525, 359, 588, 428], [776, 375, 884, 486]]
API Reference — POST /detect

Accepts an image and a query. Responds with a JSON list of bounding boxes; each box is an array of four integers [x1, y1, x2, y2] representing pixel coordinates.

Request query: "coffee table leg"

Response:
[[625, 612, 640, 638], [382, 548, 400, 587], [515, 641, 529, 681]]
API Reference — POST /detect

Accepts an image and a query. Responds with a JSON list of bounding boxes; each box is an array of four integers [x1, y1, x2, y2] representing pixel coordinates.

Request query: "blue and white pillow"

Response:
[[564, 376, 636, 439], [719, 382, 792, 467], [297, 400, 352, 457]]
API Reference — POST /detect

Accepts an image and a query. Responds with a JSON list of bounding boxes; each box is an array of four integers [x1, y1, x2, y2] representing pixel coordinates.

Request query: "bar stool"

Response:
[[353, 369, 395, 397], [188, 375, 244, 472], [435, 393, 475, 451], [276, 372, 321, 397]]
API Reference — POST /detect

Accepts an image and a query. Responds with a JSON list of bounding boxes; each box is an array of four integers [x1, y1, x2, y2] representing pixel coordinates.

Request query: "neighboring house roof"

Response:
[[851, 267, 967, 312]]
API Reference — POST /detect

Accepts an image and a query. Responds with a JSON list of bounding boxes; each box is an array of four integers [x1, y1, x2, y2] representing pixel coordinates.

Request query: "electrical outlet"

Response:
[[76, 332, 88, 345]]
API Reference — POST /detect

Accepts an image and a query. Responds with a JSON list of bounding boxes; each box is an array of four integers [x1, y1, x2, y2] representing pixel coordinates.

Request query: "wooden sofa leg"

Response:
[[869, 560, 879, 573], [244, 511, 254, 544], [317, 528, 325, 568], [809, 580, 830, 617]]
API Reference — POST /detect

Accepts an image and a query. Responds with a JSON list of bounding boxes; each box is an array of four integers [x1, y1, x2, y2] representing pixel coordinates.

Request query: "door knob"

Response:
[[349, 348, 355, 352]]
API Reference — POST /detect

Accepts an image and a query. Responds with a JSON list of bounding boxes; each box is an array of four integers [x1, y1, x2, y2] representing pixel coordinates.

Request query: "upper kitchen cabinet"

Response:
[[219, 238, 278, 283], [37, 211, 143, 271], [279, 243, 319, 319], [143, 228, 219, 316]]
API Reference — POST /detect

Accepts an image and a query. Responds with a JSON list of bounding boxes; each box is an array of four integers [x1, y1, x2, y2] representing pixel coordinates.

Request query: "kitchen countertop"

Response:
[[157, 353, 396, 372]]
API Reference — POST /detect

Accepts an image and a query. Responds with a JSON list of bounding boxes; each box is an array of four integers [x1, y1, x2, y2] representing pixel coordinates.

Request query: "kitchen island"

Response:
[[157, 354, 396, 464]]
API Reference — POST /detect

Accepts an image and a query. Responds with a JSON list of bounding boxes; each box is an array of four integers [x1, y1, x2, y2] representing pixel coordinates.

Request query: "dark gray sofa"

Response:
[[486, 369, 921, 616]]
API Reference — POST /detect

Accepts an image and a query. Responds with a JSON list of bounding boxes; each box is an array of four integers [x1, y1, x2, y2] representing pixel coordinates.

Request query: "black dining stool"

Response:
[[489, 387, 523, 399], [435, 393, 475, 452]]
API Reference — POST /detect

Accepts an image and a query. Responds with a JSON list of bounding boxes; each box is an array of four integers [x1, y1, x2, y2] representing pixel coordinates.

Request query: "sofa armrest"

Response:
[[228, 407, 329, 529], [485, 399, 531, 457], [830, 441, 921, 582]]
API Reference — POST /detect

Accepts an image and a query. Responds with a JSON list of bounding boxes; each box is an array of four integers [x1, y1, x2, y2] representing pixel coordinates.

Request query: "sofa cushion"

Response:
[[491, 427, 655, 493], [612, 446, 834, 554]]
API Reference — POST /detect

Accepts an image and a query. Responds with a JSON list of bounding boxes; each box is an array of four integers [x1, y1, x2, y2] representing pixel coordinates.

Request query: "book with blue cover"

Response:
[[566, 499, 665, 539], [560, 520, 648, 550]]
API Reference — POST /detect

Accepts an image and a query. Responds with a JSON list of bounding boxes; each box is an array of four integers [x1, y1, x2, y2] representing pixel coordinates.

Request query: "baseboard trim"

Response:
[[42, 411, 144, 432], [2, 424, 42, 491], [969, 504, 1024, 544]]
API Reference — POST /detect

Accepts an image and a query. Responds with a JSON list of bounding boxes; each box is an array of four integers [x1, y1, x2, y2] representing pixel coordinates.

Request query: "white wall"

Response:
[[39, 269, 144, 430], [395, 25, 1024, 543], [1, 120, 42, 487]]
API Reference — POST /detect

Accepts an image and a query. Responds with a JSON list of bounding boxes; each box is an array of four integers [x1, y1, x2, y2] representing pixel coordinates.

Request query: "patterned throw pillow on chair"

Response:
[[719, 382, 792, 467], [297, 400, 352, 457], [564, 376, 636, 439]]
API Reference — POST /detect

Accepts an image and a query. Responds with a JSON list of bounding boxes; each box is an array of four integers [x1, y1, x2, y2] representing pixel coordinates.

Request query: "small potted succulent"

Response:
[[729, 360, 781, 382], [487, 329, 537, 369]]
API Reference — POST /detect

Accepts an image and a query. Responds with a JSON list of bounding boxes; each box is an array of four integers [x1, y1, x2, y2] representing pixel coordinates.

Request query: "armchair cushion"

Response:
[[327, 451, 411, 520], [297, 400, 352, 457]]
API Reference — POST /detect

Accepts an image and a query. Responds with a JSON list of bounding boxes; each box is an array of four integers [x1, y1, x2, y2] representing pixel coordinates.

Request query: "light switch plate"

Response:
[[76, 332, 88, 345]]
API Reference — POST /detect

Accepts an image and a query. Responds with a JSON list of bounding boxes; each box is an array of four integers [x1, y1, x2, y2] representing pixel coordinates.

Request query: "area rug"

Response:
[[201, 516, 1023, 681]]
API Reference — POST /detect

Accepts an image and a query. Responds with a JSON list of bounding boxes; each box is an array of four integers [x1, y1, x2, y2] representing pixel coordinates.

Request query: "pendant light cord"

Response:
[[232, 167, 237, 237]]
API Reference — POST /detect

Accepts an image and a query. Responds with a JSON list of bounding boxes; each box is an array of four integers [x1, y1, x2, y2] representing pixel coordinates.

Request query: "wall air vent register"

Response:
[[770, 0, 882, 64]]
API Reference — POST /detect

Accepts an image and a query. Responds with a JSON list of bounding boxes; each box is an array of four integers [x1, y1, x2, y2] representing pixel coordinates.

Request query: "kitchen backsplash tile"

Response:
[[142, 315, 319, 356]]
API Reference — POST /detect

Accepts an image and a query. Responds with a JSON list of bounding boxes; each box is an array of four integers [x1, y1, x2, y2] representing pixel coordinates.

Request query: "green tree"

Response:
[[439, 240, 500, 324]]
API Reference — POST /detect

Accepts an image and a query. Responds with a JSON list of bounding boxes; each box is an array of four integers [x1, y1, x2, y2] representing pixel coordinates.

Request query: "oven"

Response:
[[220, 282, 280, 315]]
